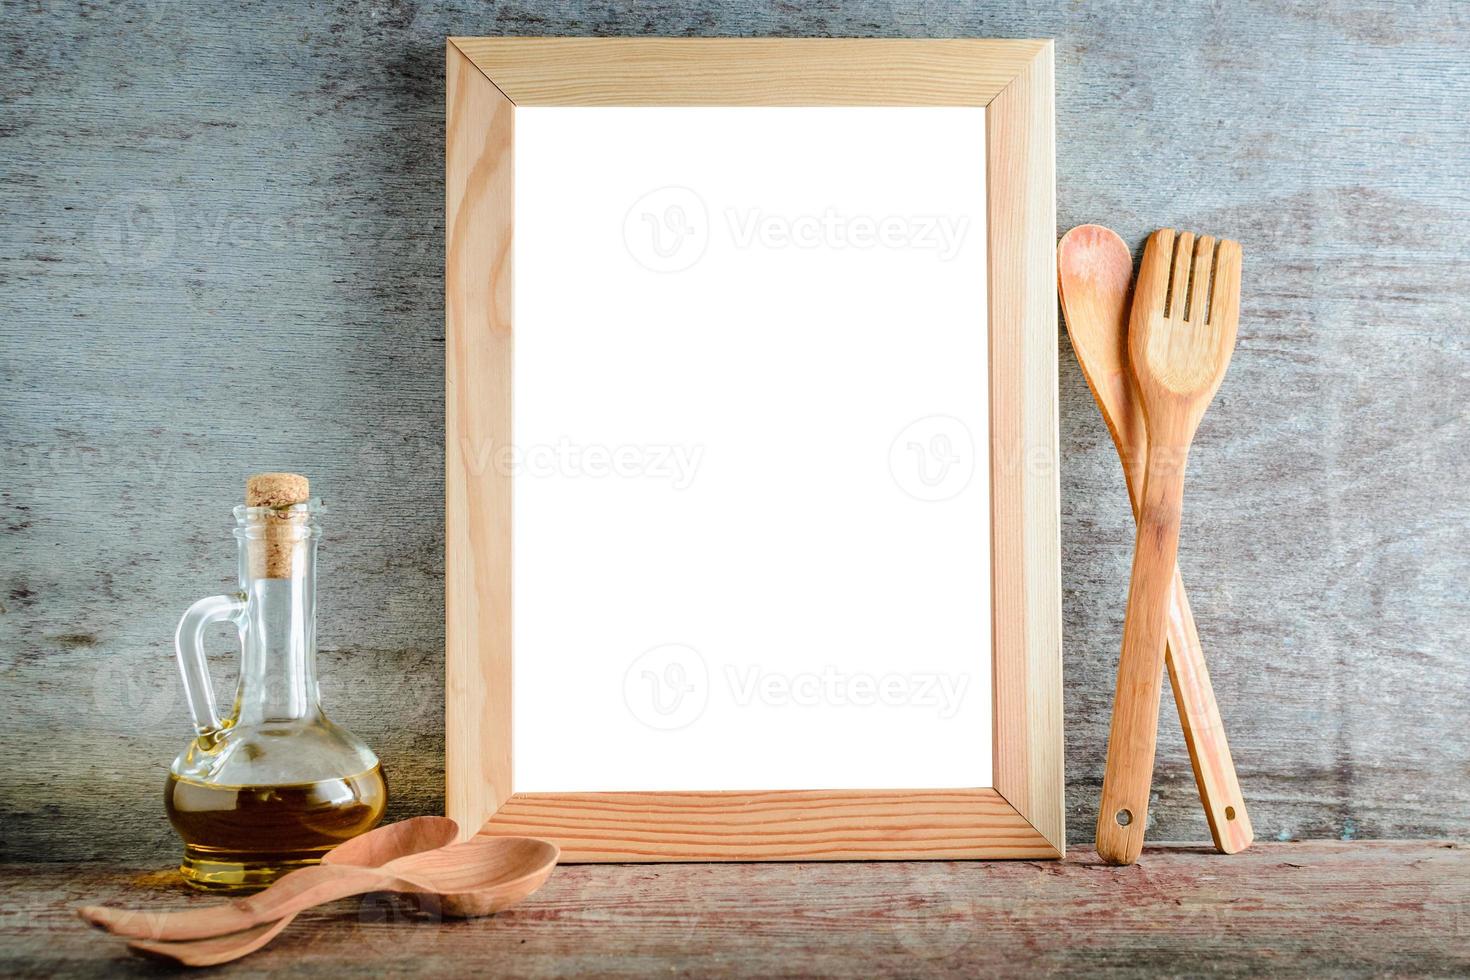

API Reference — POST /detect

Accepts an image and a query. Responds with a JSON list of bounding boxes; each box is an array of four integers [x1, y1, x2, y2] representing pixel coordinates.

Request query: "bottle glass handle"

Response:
[[174, 593, 247, 737]]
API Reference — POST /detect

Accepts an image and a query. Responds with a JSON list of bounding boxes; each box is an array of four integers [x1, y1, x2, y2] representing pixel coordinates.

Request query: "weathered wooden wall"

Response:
[[2, 1, 1466, 863]]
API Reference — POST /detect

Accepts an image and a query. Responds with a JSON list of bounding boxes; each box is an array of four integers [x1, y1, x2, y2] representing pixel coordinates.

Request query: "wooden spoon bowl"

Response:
[[405, 836, 560, 917]]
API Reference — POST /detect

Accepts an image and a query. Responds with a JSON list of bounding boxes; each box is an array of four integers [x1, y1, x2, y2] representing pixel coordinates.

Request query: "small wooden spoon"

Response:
[[125, 836, 558, 967], [122, 817, 461, 965], [79, 816, 459, 940], [1095, 227, 1241, 866], [1058, 225, 1253, 855], [100, 836, 557, 942]]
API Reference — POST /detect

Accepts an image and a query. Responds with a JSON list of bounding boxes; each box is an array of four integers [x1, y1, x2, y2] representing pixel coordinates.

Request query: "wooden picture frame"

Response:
[[446, 38, 1061, 860]]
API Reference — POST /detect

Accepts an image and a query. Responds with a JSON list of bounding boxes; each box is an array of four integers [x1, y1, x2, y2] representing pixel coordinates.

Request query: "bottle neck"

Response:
[[232, 531, 321, 726]]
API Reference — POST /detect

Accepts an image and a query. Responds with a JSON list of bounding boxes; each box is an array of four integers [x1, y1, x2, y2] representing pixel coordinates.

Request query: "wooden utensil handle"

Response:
[[1090, 369, 1251, 853], [129, 917, 295, 968], [84, 864, 393, 941], [1164, 565, 1254, 853], [1096, 460, 1189, 866]]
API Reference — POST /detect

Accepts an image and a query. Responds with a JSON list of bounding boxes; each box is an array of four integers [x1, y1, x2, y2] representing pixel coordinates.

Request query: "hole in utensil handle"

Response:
[[1114, 809, 1133, 827]]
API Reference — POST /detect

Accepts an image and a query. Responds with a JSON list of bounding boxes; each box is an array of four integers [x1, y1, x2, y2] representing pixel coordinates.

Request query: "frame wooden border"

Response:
[[446, 38, 1061, 860]]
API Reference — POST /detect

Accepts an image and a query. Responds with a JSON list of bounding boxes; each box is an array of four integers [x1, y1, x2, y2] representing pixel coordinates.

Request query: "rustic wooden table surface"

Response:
[[4, 843, 1465, 978]]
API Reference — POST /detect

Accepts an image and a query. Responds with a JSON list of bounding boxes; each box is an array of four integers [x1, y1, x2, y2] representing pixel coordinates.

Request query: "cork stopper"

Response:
[[246, 472, 310, 509], [246, 473, 310, 579]]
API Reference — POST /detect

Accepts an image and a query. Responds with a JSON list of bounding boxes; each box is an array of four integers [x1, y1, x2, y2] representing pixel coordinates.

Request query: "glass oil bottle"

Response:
[[165, 473, 387, 890]]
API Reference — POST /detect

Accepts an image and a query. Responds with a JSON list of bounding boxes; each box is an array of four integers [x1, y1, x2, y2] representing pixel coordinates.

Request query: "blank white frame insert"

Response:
[[512, 106, 990, 793]]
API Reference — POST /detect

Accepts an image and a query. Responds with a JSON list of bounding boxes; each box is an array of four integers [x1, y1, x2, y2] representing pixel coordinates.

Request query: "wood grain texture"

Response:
[[478, 789, 1058, 861], [451, 37, 1047, 106], [2, 1, 1468, 865], [1097, 230, 1243, 864], [1164, 596, 1253, 851], [6, 843, 1467, 977], [1058, 225, 1253, 853], [444, 43, 514, 844], [986, 41, 1065, 851], [448, 38, 1061, 858]]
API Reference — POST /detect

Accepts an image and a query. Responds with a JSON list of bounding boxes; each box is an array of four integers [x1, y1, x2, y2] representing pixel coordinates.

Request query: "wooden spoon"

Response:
[[79, 816, 459, 940], [95, 836, 557, 943], [125, 837, 558, 967], [1058, 224, 1253, 855], [1095, 228, 1242, 866], [120, 816, 460, 965]]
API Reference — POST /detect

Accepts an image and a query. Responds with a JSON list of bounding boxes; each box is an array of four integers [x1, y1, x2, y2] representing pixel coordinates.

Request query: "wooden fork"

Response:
[[1058, 225, 1252, 854], [1095, 228, 1242, 866]]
